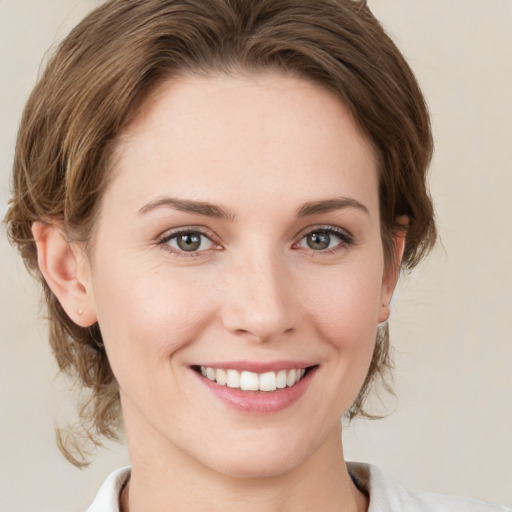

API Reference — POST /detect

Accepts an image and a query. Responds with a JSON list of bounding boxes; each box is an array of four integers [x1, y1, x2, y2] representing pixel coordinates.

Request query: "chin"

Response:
[[197, 431, 315, 479], [212, 453, 305, 479]]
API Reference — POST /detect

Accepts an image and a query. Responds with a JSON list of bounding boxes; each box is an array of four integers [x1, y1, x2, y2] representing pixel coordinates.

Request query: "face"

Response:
[[83, 73, 398, 477]]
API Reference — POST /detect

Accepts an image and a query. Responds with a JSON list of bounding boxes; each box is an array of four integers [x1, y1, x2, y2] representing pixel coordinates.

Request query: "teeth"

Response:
[[216, 368, 227, 386], [240, 371, 259, 391], [276, 370, 287, 389], [259, 372, 277, 392], [286, 369, 297, 387], [199, 366, 308, 391], [226, 369, 240, 388]]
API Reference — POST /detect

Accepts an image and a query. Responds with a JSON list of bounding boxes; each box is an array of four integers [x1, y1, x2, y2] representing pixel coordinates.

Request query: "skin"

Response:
[[33, 72, 405, 512]]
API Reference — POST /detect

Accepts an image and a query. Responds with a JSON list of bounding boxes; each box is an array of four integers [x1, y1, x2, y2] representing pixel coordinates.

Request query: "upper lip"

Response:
[[192, 360, 316, 373]]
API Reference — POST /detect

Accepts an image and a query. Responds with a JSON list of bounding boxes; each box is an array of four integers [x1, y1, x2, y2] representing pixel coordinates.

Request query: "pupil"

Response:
[[308, 232, 330, 250], [177, 233, 201, 251]]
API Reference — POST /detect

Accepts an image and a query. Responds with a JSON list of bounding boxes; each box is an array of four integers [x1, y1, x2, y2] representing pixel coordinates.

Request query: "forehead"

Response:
[[107, 72, 378, 215]]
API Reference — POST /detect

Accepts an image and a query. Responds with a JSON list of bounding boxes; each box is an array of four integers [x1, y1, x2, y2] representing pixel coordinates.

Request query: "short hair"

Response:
[[4, 0, 436, 466]]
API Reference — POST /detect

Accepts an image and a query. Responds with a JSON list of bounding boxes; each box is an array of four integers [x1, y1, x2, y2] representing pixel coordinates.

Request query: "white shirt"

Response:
[[87, 463, 510, 511]]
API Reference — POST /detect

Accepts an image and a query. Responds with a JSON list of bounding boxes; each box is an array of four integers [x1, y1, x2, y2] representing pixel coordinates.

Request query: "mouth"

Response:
[[191, 363, 318, 413], [192, 364, 317, 392]]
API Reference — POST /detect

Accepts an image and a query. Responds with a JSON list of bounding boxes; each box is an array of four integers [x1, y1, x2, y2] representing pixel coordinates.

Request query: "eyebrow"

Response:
[[296, 197, 370, 217], [138, 197, 235, 220], [138, 196, 369, 220]]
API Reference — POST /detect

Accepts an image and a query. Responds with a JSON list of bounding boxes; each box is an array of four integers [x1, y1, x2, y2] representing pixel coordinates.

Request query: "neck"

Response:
[[121, 421, 367, 512]]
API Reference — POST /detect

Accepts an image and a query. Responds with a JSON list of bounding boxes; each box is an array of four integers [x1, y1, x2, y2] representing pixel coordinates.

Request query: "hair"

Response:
[[4, 0, 436, 466]]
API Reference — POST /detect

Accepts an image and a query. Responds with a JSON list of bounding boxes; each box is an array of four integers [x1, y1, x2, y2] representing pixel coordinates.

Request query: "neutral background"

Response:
[[1, 0, 511, 510]]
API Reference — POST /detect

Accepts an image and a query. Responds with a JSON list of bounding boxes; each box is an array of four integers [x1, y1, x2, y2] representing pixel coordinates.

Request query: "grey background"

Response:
[[1, 0, 511, 510]]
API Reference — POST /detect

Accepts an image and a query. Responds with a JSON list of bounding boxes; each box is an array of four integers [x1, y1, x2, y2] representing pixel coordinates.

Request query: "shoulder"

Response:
[[86, 466, 130, 512], [347, 462, 510, 512]]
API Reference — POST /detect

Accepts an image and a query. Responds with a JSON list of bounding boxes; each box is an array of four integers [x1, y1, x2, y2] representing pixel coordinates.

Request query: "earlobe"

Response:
[[32, 221, 97, 327], [378, 224, 407, 324]]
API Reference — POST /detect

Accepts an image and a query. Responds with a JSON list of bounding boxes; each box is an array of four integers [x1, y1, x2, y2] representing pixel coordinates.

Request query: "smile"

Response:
[[192, 362, 318, 413], [199, 366, 307, 392]]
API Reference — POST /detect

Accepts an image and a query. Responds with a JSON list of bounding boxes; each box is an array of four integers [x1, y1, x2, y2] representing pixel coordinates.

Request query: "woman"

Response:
[[4, 0, 509, 510]]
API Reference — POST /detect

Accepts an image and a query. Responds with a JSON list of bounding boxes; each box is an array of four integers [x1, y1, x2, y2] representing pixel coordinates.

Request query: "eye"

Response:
[[297, 228, 352, 252], [161, 230, 214, 253]]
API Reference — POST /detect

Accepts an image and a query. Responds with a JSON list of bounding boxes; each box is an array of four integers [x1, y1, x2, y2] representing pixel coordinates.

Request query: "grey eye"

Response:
[[306, 232, 331, 250], [167, 232, 213, 252], [298, 229, 349, 251]]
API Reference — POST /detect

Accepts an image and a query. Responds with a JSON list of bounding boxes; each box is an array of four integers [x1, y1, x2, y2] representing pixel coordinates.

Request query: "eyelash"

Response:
[[294, 225, 354, 254], [157, 225, 354, 257], [157, 227, 219, 258]]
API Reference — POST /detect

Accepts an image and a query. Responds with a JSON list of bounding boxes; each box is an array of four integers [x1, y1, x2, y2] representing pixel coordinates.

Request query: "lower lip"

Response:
[[194, 367, 317, 414]]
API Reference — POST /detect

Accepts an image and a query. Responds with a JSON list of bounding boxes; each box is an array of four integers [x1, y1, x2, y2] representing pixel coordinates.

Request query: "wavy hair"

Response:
[[5, 0, 435, 466]]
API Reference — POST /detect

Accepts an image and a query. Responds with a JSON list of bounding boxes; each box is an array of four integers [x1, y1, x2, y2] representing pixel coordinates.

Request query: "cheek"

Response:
[[301, 260, 383, 344], [90, 258, 213, 381], [292, 259, 384, 417]]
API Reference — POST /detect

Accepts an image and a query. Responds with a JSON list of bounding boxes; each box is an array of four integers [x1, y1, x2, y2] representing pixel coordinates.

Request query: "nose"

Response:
[[219, 251, 297, 343]]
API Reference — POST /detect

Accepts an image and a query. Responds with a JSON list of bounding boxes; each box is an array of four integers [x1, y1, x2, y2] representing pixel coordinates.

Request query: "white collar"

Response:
[[87, 466, 130, 512], [87, 462, 509, 512]]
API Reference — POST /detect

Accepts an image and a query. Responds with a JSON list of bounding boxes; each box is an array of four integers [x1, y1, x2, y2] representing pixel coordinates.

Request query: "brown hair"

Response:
[[4, 0, 436, 466]]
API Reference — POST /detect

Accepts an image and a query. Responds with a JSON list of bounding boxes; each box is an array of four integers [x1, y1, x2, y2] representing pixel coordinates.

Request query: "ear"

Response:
[[32, 220, 97, 327], [378, 220, 407, 324]]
